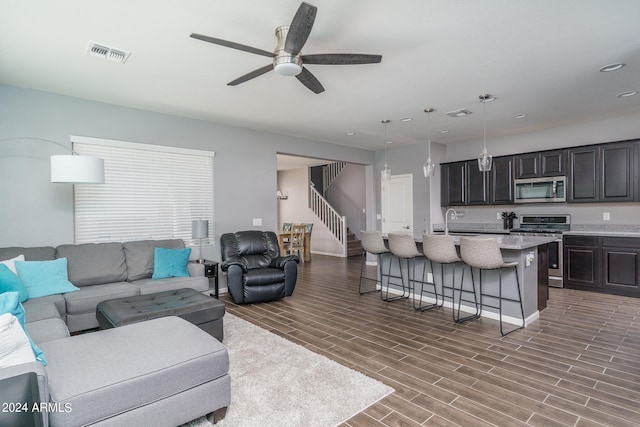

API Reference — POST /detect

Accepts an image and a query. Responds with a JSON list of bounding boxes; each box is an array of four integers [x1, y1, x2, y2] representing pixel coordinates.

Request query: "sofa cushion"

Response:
[[0, 253, 25, 274], [124, 239, 184, 282], [0, 313, 36, 368], [0, 264, 29, 302], [63, 282, 139, 315], [132, 276, 209, 295], [15, 258, 80, 298], [25, 318, 70, 345], [0, 246, 56, 262], [23, 298, 62, 324], [244, 267, 286, 286], [56, 242, 127, 286], [22, 295, 66, 322], [152, 247, 191, 279], [0, 292, 46, 365], [124, 239, 185, 281], [39, 316, 229, 427]]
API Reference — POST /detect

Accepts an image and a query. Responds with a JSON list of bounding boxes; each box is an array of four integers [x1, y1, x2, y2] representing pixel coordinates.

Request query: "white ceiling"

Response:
[[1, 0, 639, 151]]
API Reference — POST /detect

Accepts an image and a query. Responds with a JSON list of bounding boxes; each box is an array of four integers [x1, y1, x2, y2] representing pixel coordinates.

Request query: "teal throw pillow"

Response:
[[15, 258, 80, 298], [152, 247, 192, 279], [0, 264, 29, 302], [0, 292, 46, 365]]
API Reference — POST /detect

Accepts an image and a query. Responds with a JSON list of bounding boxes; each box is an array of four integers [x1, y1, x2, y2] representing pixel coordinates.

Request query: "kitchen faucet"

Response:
[[444, 208, 458, 235]]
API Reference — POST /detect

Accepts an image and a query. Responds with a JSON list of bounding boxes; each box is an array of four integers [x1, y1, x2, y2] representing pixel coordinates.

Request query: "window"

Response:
[[72, 136, 214, 245]]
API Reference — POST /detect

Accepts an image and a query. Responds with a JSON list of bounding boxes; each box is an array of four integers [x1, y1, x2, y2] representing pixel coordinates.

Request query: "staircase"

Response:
[[309, 162, 363, 258], [346, 229, 364, 257]]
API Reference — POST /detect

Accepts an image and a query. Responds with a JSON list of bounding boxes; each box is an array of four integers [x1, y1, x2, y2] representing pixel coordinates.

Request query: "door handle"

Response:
[[402, 226, 410, 229]]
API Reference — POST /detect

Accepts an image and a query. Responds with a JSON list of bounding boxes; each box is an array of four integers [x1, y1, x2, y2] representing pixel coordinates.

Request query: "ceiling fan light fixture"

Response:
[[274, 61, 302, 76]]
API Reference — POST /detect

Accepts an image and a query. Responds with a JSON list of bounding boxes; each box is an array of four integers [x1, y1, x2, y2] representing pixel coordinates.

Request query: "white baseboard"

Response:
[[381, 286, 536, 327]]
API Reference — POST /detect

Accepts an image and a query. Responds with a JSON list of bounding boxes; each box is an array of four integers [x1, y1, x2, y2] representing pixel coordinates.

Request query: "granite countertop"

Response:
[[418, 234, 557, 250], [564, 231, 640, 238]]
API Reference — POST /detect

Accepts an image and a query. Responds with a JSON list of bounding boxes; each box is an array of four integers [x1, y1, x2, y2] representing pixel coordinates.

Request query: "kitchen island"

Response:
[[382, 234, 556, 329]]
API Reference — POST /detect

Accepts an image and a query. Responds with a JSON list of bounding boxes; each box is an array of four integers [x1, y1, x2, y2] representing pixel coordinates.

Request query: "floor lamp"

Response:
[[1, 136, 105, 184], [192, 219, 209, 263]]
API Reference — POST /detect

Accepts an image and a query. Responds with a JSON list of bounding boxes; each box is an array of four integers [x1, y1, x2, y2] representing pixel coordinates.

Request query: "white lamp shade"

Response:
[[50, 155, 105, 184], [192, 220, 209, 239]]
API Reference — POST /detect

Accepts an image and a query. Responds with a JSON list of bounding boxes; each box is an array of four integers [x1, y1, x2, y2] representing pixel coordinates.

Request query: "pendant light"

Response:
[[477, 94, 495, 172], [381, 119, 392, 181], [423, 107, 436, 177]]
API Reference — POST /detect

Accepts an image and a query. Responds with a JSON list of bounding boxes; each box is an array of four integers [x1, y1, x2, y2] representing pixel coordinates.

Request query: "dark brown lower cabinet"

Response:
[[564, 236, 601, 289], [602, 237, 640, 296], [564, 235, 640, 297]]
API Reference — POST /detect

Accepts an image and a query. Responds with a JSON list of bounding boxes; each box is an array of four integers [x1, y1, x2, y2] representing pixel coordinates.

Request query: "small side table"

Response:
[[191, 260, 219, 298]]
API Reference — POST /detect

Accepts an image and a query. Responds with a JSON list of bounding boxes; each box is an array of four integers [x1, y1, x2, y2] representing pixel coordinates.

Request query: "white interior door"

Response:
[[381, 173, 413, 235]]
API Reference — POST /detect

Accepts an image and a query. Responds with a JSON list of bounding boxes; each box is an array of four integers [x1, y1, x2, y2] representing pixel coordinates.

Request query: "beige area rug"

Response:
[[188, 313, 393, 427]]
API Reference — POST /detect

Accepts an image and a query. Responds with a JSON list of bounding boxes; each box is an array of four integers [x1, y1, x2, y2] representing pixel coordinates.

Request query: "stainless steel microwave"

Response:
[[514, 176, 566, 203]]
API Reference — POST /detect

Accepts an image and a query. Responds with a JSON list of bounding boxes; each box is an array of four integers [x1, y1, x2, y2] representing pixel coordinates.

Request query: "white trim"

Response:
[[383, 287, 534, 327], [70, 135, 215, 158]]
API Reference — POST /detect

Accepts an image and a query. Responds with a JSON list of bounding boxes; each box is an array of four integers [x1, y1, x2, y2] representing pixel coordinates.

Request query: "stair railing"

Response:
[[309, 184, 347, 257], [322, 161, 347, 192]]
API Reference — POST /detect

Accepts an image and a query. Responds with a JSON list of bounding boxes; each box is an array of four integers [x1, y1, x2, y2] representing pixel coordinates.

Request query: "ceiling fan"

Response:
[[190, 2, 382, 94]]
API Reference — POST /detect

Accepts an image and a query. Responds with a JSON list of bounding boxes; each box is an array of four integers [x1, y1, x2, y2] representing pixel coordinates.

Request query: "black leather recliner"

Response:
[[219, 230, 298, 304]]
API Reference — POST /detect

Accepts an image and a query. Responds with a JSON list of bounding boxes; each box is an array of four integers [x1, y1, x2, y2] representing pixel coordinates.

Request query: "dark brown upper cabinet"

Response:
[[491, 156, 515, 204], [568, 142, 634, 203], [516, 150, 566, 179], [568, 146, 599, 202], [600, 142, 634, 202], [466, 159, 490, 205], [440, 161, 466, 206]]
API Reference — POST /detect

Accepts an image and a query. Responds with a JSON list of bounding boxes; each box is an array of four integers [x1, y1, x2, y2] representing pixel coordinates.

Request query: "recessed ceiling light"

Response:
[[439, 129, 450, 134], [400, 117, 412, 122], [445, 108, 473, 118], [599, 63, 625, 72], [513, 114, 527, 119], [479, 94, 496, 103], [345, 131, 356, 136], [617, 90, 639, 98]]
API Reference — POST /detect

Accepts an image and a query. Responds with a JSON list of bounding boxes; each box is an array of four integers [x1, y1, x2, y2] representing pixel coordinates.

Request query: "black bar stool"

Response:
[[459, 237, 525, 336]]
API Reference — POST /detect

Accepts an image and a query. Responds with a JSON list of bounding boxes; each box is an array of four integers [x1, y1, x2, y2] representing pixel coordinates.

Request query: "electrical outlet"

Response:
[[426, 272, 434, 283], [526, 252, 535, 267], [252, 218, 262, 226], [497, 212, 502, 220], [603, 212, 610, 221]]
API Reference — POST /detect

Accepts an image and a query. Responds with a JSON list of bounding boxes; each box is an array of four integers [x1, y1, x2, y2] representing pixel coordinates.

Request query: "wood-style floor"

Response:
[[221, 254, 640, 427]]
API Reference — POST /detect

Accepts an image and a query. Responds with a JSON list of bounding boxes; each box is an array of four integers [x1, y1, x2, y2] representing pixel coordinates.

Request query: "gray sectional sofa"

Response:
[[0, 239, 210, 333], [0, 239, 231, 426]]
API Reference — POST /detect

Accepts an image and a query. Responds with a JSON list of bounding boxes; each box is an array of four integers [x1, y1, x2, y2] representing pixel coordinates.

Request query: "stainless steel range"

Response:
[[511, 214, 570, 288]]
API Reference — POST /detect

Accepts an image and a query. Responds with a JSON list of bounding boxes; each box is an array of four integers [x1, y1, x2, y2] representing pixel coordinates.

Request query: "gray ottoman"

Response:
[[96, 288, 225, 341]]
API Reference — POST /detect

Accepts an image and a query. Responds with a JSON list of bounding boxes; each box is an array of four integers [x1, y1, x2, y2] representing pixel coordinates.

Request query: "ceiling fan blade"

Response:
[[285, 2, 317, 55], [227, 64, 274, 86], [190, 33, 274, 58], [301, 53, 382, 65], [295, 67, 325, 94]]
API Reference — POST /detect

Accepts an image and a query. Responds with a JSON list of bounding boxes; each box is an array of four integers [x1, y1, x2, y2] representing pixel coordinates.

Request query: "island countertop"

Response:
[[418, 234, 557, 250]]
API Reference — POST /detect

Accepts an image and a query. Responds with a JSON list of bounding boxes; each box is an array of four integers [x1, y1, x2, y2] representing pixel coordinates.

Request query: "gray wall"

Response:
[[0, 84, 375, 260], [374, 141, 447, 234]]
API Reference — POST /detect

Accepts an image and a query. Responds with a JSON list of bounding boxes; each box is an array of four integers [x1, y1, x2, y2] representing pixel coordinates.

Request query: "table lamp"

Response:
[[191, 219, 209, 263]]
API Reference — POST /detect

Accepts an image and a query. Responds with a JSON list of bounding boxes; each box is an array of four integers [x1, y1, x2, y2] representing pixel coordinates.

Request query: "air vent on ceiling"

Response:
[[445, 108, 473, 118], [86, 41, 131, 64]]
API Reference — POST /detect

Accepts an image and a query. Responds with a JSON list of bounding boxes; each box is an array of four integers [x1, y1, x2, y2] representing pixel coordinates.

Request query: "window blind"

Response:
[[72, 137, 214, 245]]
